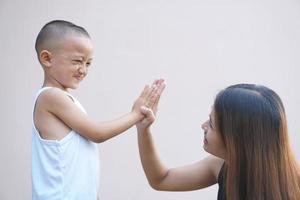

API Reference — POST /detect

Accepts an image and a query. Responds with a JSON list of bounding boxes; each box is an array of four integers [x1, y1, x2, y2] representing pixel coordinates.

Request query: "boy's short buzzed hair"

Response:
[[35, 20, 90, 54]]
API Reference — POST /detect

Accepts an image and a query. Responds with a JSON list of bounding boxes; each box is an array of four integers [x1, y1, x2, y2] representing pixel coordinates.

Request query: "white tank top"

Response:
[[31, 87, 99, 200]]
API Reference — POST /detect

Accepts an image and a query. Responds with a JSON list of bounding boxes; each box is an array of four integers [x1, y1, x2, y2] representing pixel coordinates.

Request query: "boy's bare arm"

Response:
[[37, 80, 164, 143]]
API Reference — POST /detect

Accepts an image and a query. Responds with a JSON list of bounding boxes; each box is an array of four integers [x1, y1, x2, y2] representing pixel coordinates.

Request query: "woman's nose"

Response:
[[201, 120, 208, 131]]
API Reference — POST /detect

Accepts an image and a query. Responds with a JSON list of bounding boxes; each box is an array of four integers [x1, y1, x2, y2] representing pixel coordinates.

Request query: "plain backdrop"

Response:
[[0, 0, 299, 199]]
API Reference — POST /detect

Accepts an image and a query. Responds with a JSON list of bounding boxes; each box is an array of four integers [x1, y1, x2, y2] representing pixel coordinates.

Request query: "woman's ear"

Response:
[[39, 50, 52, 68]]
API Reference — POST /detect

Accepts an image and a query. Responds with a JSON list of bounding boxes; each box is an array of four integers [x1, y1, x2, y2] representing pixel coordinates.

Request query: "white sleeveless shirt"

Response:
[[31, 87, 99, 200]]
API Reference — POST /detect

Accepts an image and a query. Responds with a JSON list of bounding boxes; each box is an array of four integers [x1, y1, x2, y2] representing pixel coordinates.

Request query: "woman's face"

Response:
[[201, 110, 226, 159]]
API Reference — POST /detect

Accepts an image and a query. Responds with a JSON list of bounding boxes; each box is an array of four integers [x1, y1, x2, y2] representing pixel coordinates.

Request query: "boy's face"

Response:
[[43, 34, 93, 90]]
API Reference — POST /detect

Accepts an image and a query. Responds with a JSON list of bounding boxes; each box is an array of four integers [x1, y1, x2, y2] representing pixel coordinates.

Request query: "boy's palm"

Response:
[[136, 79, 165, 129], [132, 84, 156, 115]]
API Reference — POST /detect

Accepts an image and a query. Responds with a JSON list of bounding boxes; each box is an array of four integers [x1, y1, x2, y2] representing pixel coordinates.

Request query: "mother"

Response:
[[137, 84, 300, 200]]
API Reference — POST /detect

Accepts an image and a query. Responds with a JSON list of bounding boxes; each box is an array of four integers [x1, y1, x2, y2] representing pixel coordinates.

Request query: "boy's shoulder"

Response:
[[34, 87, 76, 140], [36, 87, 74, 111]]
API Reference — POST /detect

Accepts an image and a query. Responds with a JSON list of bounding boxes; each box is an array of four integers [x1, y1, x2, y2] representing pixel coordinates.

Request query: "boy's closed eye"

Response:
[[72, 59, 83, 64], [71, 58, 92, 68]]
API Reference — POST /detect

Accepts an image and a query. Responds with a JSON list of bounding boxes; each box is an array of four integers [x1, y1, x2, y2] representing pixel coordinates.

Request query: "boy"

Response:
[[32, 20, 165, 200]]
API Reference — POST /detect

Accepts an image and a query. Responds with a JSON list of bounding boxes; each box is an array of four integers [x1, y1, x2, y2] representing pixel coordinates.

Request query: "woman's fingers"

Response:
[[140, 79, 165, 110], [141, 106, 155, 122], [152, 81, 166, 113]]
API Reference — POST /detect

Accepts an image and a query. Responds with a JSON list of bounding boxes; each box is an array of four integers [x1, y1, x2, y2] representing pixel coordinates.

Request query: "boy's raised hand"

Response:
[[136, 79, 166, 129], [132, 79, 165, 118]]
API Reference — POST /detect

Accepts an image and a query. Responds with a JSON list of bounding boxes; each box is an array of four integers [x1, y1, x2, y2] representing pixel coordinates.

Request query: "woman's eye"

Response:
[[209, 121, 213, 129]]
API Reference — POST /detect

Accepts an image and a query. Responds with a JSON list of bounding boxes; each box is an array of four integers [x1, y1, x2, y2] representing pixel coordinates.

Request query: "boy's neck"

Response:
[[42, 80, 69, 92], [42, 72, 70, 92]]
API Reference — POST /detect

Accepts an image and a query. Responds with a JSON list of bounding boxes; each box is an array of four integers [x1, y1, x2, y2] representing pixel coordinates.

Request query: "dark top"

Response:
[[217, 163, 226, 200]]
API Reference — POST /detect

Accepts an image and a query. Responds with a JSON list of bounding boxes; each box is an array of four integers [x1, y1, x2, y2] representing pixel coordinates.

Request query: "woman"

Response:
[[137, 84, 300, 200]]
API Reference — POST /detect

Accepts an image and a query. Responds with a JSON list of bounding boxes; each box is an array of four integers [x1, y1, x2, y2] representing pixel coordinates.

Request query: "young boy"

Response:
[[32, 20, 165, 200]]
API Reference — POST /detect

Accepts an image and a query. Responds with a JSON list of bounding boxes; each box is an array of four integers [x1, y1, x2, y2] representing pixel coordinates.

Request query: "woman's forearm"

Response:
[[137, 127, 169, 190]]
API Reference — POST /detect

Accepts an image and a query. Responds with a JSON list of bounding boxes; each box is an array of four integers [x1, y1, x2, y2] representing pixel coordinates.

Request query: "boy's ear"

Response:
[[39, 50, 53, 68]]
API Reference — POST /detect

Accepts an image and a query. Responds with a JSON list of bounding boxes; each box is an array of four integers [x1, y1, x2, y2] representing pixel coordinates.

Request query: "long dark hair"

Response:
[[214, 84, 300, 200]]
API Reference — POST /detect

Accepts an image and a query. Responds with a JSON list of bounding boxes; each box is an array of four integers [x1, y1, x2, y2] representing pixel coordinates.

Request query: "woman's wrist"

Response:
[[136, 124, 151, 133]]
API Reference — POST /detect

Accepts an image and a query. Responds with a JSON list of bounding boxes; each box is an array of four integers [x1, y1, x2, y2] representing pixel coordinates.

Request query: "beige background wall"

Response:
[[0, 0, 299, 199]]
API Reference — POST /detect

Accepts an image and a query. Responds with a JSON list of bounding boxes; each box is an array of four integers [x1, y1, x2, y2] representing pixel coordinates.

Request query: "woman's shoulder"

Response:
[[203, 155, 224, 181]]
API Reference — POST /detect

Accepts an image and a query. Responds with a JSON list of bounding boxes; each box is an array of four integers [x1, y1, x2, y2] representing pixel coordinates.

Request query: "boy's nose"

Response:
[[78, 66, 87, 75]]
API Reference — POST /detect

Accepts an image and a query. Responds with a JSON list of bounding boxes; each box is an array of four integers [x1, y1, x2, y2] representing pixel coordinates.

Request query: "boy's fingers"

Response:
[[145, 81, 158, 99], [147, 91, 158, 108], [152, 79, 160, 85], [139, 85, 150, 98]]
